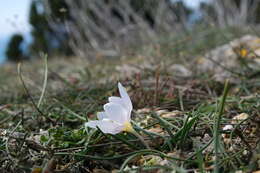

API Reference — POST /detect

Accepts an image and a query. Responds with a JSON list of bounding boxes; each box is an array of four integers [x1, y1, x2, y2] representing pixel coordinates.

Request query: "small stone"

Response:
[[169, 64, 192, 77], [223, 125, 233, 131], [243, 150, 248, 155]]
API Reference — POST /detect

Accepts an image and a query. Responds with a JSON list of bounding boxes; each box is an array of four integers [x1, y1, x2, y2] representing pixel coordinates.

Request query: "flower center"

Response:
[[122, 122, 134, 132]]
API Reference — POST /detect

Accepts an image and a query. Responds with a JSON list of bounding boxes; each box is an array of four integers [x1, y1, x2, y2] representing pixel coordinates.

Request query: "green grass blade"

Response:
[[214, 80, 229, 173], [38, 54, 48, 108]]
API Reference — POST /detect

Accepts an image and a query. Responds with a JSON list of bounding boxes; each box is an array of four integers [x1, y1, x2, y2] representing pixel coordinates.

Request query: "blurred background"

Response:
[[1, 1, 260, 172], [1, 0, 260, 63]]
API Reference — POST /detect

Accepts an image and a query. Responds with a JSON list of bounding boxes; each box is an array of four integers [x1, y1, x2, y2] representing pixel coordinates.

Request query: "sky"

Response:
[[183, 0, 210, 9], [0, 0, 31, 63], [0, 0, 31, 36]]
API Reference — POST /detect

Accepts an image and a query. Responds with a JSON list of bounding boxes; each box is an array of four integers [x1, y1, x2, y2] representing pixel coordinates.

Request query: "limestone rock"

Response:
[[169, 64, 192, 77], [197, 35, 260, 82]]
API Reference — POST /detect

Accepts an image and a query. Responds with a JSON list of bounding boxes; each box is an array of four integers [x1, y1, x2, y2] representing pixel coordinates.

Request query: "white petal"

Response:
[[97, 112, 107, 120], [85, 120, 123, 134], [118, 82, 133, 120], [104, 103, 128, 124], [109, 96, 130, 111], [108, 96, 124, 105]]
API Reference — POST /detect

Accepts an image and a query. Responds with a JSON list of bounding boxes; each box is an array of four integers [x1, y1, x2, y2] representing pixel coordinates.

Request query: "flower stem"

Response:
[[129, 129, 150, 149]]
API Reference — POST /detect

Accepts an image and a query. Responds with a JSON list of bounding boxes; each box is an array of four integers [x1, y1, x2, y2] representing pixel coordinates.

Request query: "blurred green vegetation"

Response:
[[5, 34, 25, 62]]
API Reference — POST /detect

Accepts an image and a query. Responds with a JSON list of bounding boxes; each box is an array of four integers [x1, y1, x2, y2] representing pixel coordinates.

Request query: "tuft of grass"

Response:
[[213, 80, 230, 173]]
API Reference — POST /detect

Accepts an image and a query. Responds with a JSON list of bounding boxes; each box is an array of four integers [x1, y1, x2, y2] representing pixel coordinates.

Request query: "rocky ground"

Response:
[[0, 27, 259, 173]]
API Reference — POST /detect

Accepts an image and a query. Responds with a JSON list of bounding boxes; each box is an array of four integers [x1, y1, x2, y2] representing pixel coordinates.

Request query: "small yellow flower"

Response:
[[239, 48, 247, 57]]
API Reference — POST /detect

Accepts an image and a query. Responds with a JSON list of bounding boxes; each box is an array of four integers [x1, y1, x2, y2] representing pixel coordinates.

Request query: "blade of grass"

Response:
[[17, 63, 54, 123], [178, 89, 184, 111], [125, 165, 174, 172], [54, 149, 186, 161], [38, 54, 48, 108], [150, 112, 175, 149], [94, 127, 140, 150], [187, 138, 213, 160], [111, 133, 139, 150], [54, 99, 86, 121], [131, 121, 158, 140], [150, 112, 175, 138], [178, 113, 199, 147], [119, 149, 186, 172], [214, 80, 229, 173], [196, 149, 205, 173]]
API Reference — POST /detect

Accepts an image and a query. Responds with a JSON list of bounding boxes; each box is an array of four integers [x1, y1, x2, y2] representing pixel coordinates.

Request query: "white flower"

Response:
[[85, 82, 133, 134]]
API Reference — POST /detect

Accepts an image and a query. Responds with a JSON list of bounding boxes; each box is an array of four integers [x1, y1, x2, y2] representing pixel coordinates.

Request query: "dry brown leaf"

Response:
[[232, 113, 249, 124], [161, 110, 182, 118]]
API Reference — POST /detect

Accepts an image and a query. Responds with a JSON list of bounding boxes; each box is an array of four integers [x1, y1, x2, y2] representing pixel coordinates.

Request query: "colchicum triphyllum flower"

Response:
[[85, 82, 134, 134]]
